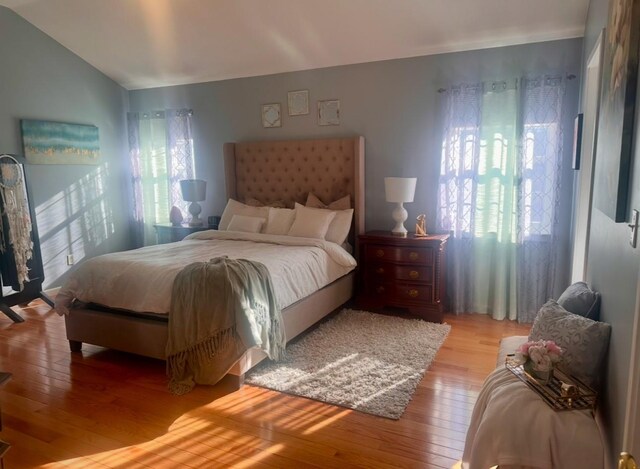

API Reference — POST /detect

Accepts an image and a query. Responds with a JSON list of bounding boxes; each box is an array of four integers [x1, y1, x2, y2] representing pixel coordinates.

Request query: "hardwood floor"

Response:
[[0, 301, 529, 469]]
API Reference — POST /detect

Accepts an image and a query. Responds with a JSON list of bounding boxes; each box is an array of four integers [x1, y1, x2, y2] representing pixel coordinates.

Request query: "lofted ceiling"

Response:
[[0, 0, 589, 90]]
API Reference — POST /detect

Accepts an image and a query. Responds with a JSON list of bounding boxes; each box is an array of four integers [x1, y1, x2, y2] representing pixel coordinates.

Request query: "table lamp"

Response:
[[180, 179, 207, 226], [384, 177, 416, 237]]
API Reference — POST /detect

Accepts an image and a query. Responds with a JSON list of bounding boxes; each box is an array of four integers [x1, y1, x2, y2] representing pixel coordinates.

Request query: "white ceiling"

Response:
[[1, 0, 589, 90]]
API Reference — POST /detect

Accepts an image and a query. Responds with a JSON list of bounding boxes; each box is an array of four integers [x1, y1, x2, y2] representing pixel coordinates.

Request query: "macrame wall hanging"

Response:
[[0, 155, 33, 290], [0, 154, 49, 323]]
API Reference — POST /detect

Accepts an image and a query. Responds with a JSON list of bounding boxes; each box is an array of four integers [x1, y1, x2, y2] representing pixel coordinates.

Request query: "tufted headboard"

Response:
[[223, 136, 365, 248]]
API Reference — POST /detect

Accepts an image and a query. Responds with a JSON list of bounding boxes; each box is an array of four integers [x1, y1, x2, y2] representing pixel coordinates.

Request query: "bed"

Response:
[[58, 136, 365, 386]]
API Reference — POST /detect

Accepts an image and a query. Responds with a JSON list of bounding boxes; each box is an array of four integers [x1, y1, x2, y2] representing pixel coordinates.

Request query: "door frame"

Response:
[[571, 30, 604, 282], [622, 267, 640, 454]]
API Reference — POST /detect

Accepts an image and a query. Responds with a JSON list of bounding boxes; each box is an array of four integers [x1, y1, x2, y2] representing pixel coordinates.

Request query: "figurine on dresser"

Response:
[[415, 214, 427, 237]]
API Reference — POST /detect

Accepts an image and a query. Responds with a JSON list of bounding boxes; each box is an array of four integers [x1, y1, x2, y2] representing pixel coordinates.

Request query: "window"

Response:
[[128, 109, 195, 246], [436, 76, 568, 321], [438, 77, 564, 242]]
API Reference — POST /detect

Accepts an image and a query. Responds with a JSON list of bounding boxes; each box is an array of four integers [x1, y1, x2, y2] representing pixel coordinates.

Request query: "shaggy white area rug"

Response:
[[245, 308, 451, 419]]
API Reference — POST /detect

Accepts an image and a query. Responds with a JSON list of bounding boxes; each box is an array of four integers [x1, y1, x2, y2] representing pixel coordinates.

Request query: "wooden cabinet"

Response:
[[357, 231, 449, 323], [153, 223, 211, 244]]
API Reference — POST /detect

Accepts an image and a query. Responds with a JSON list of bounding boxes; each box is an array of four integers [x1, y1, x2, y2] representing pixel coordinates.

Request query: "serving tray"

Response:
[[505, 356, 597, 412]]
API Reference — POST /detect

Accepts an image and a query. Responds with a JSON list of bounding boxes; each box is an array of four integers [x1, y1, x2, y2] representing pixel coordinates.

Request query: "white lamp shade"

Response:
[[384, 177, 417, 203], [180, 179, 207, 202]]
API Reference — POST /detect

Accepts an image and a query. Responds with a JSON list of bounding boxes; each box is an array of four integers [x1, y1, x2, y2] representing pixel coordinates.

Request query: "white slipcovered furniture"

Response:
[[463, 287, 610, 469]]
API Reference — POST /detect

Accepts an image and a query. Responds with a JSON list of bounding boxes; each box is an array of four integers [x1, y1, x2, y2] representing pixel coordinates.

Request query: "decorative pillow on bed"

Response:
[[305, 193, 351, 210], [293, 203, 353, 245], [227, 215, 265, 233], [264, 207, 296, 235], [557, 281, 601, 320], [245, 197, 288, 209], [529, 300, 611, 390], [288, 204, 336, 239], [219, 199, 269, 231]]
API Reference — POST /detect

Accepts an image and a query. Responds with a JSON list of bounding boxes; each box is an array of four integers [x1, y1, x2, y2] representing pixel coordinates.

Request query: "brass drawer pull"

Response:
[[376, 286, 385, 294], [409, 270, 419, 279], [375, 267, 385, 274], [375, 249, 385, 258], [409, 251, 419, 261], [408, 289, 419, 298]]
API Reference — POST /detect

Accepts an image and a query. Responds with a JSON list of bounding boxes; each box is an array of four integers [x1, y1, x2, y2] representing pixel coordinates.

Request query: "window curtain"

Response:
[[437, 76, 568, 322], [127, 109, 195, 247]]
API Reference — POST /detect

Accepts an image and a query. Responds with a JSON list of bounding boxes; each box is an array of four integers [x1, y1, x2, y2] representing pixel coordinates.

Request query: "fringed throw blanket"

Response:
[[166, 257, 285, 394]]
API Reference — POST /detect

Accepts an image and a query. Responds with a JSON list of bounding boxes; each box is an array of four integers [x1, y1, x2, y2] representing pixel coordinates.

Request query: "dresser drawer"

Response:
[[395, 283, 433, 302], [365, 280, 433, 303], [368, 264, 433, 284], [365, 244, 434, 265]]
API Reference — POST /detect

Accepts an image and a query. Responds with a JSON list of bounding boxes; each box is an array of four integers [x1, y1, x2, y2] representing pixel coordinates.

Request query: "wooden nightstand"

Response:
[[153, 223, 211, 244], [357, 231, 449, 323]]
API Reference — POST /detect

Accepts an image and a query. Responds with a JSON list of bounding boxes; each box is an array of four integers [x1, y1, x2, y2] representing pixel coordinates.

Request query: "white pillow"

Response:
[[294, 202, 353, 245], [288, 204, 336, 239], [264, 207, 296, 235], [227, 215, 265, 233], [219, 199, 269, 231]]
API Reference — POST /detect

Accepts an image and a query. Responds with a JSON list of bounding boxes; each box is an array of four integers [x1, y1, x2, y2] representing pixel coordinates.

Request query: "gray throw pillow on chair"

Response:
[[529, 300, 610, 391], [557, 281, 601, 320]]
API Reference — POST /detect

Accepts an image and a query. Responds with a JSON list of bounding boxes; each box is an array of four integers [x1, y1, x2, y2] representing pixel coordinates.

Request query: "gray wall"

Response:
[[0, 6, 131, 288], [2, 0, 613, 456], [129, 38, 583, 239], [581, 0, 640, 464]]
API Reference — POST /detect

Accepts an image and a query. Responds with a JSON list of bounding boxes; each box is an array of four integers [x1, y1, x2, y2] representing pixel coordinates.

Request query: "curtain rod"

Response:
[[138, 109, 194, 118], [437, 74, 576, 93]]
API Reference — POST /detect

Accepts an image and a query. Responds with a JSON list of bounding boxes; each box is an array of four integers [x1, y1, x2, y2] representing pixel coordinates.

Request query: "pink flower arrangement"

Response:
[[515, 339, 563, 372]]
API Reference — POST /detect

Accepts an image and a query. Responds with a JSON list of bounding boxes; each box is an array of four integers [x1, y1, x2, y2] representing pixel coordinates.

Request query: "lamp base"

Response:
[[188, 201, 203, 226], [390, 203, 408, 237]]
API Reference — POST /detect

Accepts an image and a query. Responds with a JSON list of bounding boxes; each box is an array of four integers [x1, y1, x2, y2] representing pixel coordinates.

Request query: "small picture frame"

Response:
[[318, 99, 340, 126], [262, 103, 281, 128], [288, 90, 309, 116], [572, 113, 584, 170]]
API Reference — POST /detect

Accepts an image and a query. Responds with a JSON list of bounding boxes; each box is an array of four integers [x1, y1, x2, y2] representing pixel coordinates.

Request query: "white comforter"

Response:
[[55, 230, 356, 316]]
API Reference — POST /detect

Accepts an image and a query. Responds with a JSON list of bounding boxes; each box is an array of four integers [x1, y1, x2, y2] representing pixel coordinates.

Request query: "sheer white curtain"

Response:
[[127, 109, 195, 246], [438, 76, 568, 322]]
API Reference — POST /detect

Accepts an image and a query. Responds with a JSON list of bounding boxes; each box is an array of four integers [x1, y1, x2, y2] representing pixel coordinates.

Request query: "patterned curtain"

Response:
[[437, 76, 567, 322], [127, 112, 144, 248], [166, 110, 195, 216], [516, 77, 566, 322], [127, 109, 195, 247]]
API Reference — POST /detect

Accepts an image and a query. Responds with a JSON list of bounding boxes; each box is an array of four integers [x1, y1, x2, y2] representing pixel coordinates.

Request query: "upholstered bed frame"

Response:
[[64, 136, 365, 386]]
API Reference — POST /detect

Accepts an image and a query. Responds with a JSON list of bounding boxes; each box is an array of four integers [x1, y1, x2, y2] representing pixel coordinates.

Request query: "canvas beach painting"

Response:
[[594, 0, 640, 222], [21, 120, 100, 165]]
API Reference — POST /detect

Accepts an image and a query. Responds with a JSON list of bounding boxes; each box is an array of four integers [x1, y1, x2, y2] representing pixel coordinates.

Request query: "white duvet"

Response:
[[55, 230, 356, 316]]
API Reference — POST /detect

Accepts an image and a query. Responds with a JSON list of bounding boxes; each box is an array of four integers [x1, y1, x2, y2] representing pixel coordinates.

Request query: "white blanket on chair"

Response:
[[462, 367, 604, 469]]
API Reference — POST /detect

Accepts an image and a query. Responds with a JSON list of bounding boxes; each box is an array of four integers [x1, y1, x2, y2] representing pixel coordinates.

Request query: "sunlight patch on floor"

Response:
[[301, 408, 352, 435]]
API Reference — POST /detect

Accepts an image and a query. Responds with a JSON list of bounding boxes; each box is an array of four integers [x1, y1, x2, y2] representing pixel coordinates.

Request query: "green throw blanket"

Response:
[[166, 257, 285, 394]]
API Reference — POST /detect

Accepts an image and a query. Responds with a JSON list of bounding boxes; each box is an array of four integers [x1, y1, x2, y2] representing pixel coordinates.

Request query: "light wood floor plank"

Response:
[[0, 301, 529, 468]]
